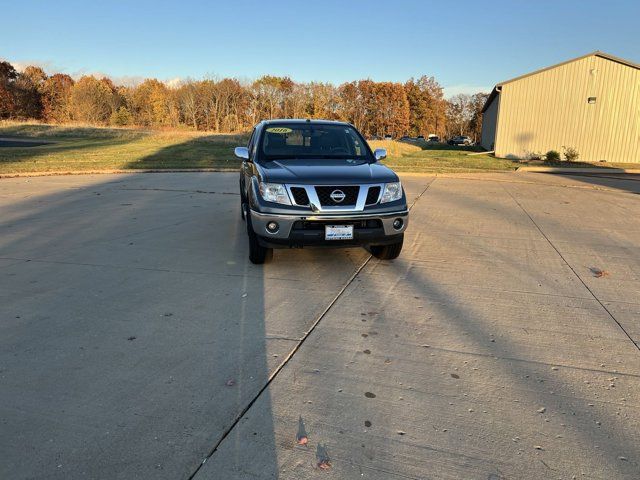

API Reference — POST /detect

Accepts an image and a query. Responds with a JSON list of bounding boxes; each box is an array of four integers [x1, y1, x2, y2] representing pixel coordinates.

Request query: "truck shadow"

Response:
[[123, 133, 248, 170]]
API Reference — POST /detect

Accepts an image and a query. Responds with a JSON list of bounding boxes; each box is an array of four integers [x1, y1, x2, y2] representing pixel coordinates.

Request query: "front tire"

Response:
[[370, 235, 404, 260], [246, 206, 272, 264]]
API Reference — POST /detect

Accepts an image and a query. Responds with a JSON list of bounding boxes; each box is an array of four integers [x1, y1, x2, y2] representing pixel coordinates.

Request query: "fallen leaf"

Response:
[[296, 416, 308, 446], [590, 268, 610, 278], [316, 443, 331, 469]]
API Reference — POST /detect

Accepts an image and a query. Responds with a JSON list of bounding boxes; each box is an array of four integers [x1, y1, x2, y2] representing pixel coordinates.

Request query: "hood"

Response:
[[259, 158, 399, 184]]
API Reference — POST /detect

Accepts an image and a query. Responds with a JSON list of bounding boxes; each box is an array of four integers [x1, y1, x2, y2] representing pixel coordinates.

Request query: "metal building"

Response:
[[480, 51, 640, 163]]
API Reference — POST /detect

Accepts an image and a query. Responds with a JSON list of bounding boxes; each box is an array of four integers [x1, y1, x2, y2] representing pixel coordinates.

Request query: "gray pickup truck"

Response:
[[235, 119, 409, 264]]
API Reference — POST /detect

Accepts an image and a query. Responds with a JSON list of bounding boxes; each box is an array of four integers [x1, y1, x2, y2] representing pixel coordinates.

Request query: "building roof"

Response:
[[481, 51, 640, 113]]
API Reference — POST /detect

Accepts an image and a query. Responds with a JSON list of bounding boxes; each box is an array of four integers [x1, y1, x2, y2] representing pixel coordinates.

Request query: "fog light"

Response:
[[266, 221, 279, 233], [392, 218, 403, 230]]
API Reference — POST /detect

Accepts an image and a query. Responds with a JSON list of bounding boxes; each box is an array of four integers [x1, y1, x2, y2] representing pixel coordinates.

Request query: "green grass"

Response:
[[0, 122, 248, 173], [371, 139, 638, 173], [371, 141, 519, 173], [1, 122, 636, 175]]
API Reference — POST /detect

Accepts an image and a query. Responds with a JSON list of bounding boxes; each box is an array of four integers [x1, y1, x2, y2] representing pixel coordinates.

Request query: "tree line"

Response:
[[0, 60, 488, 140]]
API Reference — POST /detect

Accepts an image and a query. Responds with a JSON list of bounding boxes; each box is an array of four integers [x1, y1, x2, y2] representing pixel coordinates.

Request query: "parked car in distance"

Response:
[[448, 135, 472, 146], [416, 135, 425, 140], [235, 119, 409, 264], [383, 134, 393, 140], [427, 135, 440, 143]]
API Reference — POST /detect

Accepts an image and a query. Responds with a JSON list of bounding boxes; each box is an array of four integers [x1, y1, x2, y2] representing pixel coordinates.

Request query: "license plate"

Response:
[[325, 225, 354, 240]]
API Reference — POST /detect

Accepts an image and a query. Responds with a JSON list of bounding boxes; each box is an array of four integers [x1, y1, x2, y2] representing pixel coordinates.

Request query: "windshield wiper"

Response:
[[263, 156, 300, 161], [264, 155, 368, 161]]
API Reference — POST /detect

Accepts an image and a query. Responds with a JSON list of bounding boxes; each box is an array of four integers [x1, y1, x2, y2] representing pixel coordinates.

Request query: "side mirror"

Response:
[[234, 146, 249, 160], [373, 148, 387, 161]]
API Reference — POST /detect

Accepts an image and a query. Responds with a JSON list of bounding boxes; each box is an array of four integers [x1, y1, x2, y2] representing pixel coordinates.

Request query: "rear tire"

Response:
[[245, 206, 272, 264], [370, 235, 403, 260]]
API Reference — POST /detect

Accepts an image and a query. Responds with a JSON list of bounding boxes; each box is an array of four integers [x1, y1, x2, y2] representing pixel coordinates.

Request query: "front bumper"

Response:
[[249, 209, 408, 248]]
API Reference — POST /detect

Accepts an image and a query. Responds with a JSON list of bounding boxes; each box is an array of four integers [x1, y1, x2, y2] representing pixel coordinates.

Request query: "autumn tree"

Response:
[[373, 82, 410, 138], [41, 74, 74, 122], [251, 76, 294, 120], [404, 76, 447, 138], [338, 81, 368, 132], [0, 61, 18, 119], [69, 76, 118, 124], [0, 59, 474, 138], [19, 66, 47, 119], [129, 79, 170, 127], [446, 93, 475, 138], [215, 78, 250, 132], [308, 82, 339, 119], [468, 92, 489, 142]]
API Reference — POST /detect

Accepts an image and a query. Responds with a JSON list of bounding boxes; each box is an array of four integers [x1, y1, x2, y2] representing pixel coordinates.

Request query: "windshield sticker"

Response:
[[266, 127, 292, 134]]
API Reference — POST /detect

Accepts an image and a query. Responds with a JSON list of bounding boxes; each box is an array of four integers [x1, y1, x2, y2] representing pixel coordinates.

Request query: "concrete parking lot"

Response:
[[1, 171, 639, 479]]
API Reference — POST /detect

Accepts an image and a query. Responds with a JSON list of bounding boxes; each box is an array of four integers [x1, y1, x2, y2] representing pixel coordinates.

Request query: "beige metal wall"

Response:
[[480, 94, 499, 150], [495, 56, 640, 163]]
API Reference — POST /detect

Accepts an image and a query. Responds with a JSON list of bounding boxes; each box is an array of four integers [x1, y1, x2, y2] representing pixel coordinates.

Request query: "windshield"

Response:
[[260, 123, 370, 160]]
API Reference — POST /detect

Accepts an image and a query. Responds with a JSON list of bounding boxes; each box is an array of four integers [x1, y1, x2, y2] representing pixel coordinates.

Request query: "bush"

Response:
[[524, 150, 543, 160], [110, 106, 132, 126], [563, 146, 579, 162], [545, 150, 560, 162]]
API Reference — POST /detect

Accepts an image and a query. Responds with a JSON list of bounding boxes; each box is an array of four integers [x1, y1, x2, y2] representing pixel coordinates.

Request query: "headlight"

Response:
[[380, 182, 402, 203], [259, 182, 291, 205]]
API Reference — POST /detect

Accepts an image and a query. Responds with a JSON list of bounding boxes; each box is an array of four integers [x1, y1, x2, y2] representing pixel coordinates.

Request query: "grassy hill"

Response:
[[0, 122, 247, 173], [0, 122, 529, 175]]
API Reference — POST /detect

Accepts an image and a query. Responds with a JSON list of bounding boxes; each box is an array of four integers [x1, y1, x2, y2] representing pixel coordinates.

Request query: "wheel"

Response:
[[370, 235, 404, 260], [245, 205, 272, 264]]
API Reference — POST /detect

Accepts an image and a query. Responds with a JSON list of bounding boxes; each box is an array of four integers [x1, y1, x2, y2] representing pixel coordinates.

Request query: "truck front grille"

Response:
[[315, 186, 359, 206], [290, 187, 310, 206], [292, 219, 382, 230], [365, 186, 381, 205]]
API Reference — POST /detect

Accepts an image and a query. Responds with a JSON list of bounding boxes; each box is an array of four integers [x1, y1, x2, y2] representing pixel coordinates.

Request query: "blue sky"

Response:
[[2, 0, 639, 96]]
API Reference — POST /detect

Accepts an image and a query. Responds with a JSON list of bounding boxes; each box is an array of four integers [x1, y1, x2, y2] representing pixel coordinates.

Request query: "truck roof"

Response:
[[260, 119, 351, 126]]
